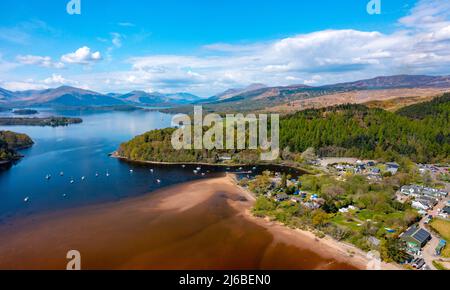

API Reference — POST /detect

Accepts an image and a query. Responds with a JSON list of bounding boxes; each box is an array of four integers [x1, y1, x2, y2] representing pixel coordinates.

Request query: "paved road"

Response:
[[421, 186, 449, 270]]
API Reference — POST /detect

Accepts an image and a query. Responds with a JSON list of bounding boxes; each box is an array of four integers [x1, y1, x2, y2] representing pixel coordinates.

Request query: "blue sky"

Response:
[[1, 0, 449, 96]]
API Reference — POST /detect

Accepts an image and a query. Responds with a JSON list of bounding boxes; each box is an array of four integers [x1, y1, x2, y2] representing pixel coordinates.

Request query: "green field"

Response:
[[430, 219, 450, 258]]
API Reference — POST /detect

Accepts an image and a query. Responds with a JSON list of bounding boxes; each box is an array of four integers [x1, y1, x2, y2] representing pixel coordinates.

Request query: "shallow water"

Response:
[[0, 109, 302, 221], [0, 109, 354, 270]]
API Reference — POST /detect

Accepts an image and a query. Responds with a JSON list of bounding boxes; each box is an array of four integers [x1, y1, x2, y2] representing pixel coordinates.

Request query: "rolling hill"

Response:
[[194, 75, 450, 113], [0, 86, 201, 108], [2, 74, 450, 110]]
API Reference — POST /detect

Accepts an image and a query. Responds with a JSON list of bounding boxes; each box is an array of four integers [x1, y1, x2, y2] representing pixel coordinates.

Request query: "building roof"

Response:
[[443, 206, 450, 214], [413, 229, 431, 244], [402, 225, 431, 245]]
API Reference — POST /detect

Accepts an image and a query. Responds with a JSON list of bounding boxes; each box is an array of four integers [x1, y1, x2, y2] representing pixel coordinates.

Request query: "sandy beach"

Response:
[[0, 174, 399, 270]]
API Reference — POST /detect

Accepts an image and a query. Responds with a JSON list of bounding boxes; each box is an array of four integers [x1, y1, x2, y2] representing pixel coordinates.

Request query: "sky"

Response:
[[0, 0, 450, 97]]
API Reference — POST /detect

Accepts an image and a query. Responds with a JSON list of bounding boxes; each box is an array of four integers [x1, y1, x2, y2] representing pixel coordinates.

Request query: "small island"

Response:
[[12, 109, 39, 115], [0, 131, 34, 167], [0, 117, 83, 127]]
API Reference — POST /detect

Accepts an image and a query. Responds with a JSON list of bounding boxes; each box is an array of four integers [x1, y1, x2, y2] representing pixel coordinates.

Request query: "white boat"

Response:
[[70, 179, 74, 184], [156, 179, 161, 183], [193, 170, 198, 174], [182, 165, 186, 168], [81, 176, 86, 181], [60, 172, 64, 176], [62, 194, 67, 198], [150, 169, 154, 173], [45, 174, 51, 180], [95, 172, 99, 177], [24, 197, 30, 203], [129, 169, 134, 173], [201, 173, 206, 176], [196, 167, 201, 171]]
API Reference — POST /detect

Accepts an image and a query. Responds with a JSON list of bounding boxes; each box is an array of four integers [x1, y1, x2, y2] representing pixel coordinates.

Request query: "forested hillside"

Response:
[[396, 93, 450, 119], [280, 96, 449, 163], [0, 131, 34, 162], [119, 94, 450, 164]]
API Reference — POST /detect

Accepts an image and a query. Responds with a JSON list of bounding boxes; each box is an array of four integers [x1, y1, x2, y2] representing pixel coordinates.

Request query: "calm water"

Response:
[[0, 109, 301, 222], [0, 109, 352, 270], [0, 109, 186, 221]]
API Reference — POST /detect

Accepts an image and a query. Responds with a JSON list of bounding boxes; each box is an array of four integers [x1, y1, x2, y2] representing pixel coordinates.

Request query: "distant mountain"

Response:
[[165, 92, 201, 104], [194, 75, 450, 113], [116, 91, 201, 106], [117, 91, 168, 105], [209, 83, 268, 101], [2, 74, 450, 110], [325, 75, 450, 89], [0, 86, 202, 108], [11, 86, 126, 107], [0, 88, 14, 103]]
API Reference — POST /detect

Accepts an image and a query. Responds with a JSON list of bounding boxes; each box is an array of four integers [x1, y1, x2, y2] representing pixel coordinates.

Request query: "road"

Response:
[[421, 189, 449, 270]]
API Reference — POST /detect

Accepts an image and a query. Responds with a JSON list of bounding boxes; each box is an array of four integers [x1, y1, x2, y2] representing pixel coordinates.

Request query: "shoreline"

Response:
[[227, 174, 403, 270], [0, 174, 400, 270], [111, 151, 313, 174]]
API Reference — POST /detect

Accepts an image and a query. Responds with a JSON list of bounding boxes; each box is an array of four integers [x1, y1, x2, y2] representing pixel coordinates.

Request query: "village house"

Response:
[[400, 225, 432, 255], [339, 205, 358, 213], [400, 185, 448, 199], [274, 194, 289, 202], [386, 162, 400, 175]]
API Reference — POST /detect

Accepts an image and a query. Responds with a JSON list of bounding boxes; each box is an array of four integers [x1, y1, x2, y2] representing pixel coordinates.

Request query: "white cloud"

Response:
[[118, 22, 135, 27], [111, 1, 450, 96], [4, 0, 450, 97], [111, 33, 123, 48], [17, 55, 64, 69], [43, 74, 77, 86], [1, 81, 47, 91], [61, 46, 102, 64]]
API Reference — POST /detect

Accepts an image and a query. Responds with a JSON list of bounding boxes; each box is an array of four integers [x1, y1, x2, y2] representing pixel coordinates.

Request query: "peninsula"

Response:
[[0, 131, 34, 166], [0, 117, 83, 127]]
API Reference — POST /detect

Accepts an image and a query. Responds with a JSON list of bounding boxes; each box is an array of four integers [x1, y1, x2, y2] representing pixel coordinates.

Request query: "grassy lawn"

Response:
[[432, 261, 449, 270], [430, 218, 450, 258], [331, 214, 362, 232]]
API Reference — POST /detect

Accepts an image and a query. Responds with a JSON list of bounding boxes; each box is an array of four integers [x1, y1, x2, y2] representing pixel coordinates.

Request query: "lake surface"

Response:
[[0, 109, 301, 222], [0, 109, 183, 220], [0, 109, 355, 270]]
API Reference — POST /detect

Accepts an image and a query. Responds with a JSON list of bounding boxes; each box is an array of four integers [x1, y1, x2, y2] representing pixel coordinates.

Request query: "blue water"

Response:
[[0, 109, 193, 221], [0, 109, 303, 222]]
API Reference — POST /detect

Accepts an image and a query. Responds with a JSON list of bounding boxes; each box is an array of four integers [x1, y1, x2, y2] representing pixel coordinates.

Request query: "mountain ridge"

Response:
[[1, 75, 450, 109]]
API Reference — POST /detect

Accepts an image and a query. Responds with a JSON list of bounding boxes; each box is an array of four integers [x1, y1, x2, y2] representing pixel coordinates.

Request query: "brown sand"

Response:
[[0, 175, 395, 270]]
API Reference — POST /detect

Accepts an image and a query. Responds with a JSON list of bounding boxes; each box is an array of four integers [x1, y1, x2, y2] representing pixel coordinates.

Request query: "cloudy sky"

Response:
[[0, 0, 449, 97]]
